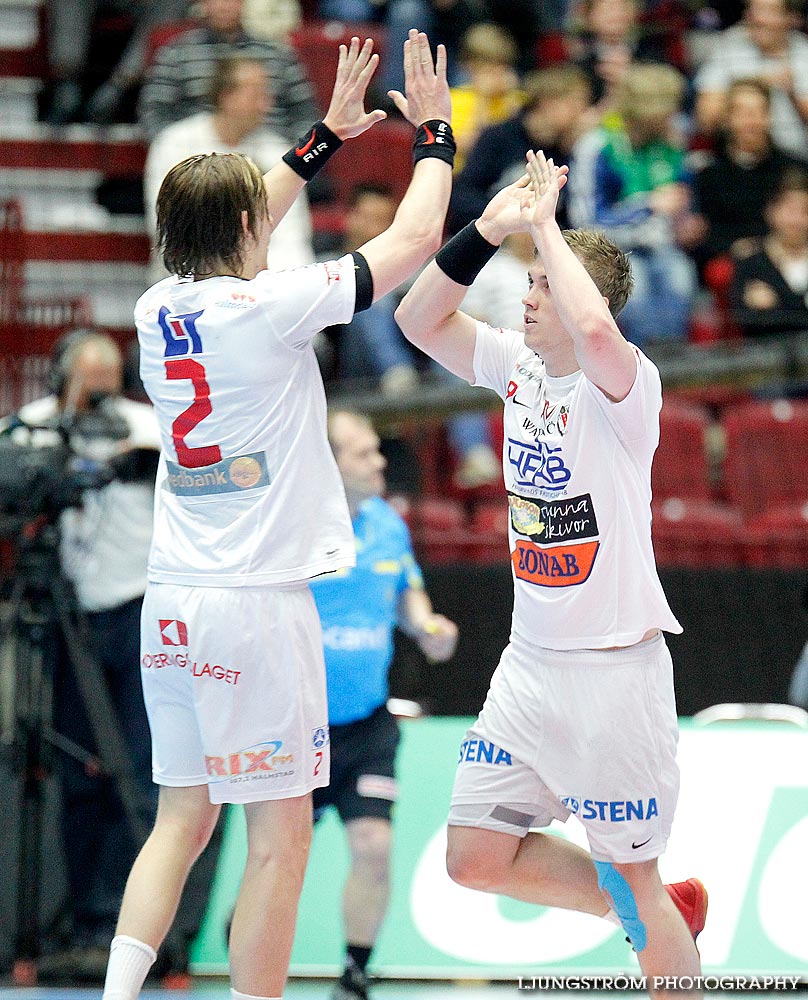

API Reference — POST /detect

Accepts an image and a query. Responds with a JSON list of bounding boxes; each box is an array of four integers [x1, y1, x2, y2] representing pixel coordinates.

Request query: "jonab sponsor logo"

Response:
[[205, 742, 295, 782]]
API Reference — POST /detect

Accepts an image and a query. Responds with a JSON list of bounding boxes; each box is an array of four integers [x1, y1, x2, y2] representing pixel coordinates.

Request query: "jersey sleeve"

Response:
[[255, 253, 358, 349], [583, 346, 662, 453], [471, 321, 530, 397]]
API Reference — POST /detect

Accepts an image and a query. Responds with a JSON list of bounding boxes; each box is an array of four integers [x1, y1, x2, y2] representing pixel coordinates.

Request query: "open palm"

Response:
[[521, 150, 569, 229]]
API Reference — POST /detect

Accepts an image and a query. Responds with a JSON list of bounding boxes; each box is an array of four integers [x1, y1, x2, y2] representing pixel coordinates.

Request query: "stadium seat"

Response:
[[745, 504, 808, 568], [653, 398, 714, 501], [409, 495, 471, 564], [291, 20, 387, 112], [651, 497, 745, 567], [723, 399, 808, 518], [468, 499, 510, 564]]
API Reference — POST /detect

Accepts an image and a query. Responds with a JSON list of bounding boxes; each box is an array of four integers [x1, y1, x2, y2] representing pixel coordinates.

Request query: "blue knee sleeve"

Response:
[[594, 861, 647, 952]]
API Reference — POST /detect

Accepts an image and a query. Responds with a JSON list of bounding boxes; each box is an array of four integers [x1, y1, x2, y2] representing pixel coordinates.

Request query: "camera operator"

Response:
[[5, 330, 160, 980]]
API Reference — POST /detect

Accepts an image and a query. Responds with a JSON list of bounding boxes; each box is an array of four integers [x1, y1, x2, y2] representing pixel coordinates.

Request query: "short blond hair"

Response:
[[562, 229, 634, 317], [460, 23, 518, 66], [617, 63, 685, 122]]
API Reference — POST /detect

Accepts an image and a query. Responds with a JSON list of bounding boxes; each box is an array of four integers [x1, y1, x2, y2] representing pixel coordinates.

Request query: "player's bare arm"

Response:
[[356, 30, 453, 302], [396, 173, 533, 381], [525, 150, 637, 401], [262, 36, 387, 230]]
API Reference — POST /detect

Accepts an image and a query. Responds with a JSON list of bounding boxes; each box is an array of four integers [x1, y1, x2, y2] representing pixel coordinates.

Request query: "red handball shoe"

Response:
[[666, 878, 708, 942]]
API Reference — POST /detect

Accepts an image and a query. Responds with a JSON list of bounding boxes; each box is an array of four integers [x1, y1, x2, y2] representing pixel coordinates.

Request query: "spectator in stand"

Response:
[[380, 1, 542, 97], [45, 0, 189, 125], [695, 0, 808, 161], [729, 168, 808, 337], [568, 62, 699, 346], [138, 0, 318, 141], [144, 56, 314, 278], [449, 64, 593, 233], [320, 183, 419, 394], [449, 23, 524, 170], [567, 0, 671, 115], [690, 77, 807, 270], [320, 183, 500, 487]]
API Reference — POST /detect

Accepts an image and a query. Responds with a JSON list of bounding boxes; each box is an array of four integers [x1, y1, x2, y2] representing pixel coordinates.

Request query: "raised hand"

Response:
[[388, 29, 451, 127], [476, 172, 532, 245], [522, 149, 569, 229], [322, 36, 387, 141]]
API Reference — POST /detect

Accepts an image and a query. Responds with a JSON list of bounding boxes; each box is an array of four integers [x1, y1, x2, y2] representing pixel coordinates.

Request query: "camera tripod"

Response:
[[0, 520, 151, 985]]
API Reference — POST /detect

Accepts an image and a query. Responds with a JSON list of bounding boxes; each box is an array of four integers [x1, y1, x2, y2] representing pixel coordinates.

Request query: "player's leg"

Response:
[[446, 725, 610, 916], [228, 792, 314, 998], [446, 822, 608, 915], [102, 784, 220, 999], [597, 857, 702, 999]]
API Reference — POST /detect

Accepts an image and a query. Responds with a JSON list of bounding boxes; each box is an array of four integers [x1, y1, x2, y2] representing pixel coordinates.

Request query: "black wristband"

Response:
[[282, 120, 343, 181], [434, 220, 499, 286], [413, 119, 456, 167]]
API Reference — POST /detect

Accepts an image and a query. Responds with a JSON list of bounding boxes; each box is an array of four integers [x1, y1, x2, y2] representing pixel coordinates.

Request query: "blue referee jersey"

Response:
[[310, 496, 424, 726]]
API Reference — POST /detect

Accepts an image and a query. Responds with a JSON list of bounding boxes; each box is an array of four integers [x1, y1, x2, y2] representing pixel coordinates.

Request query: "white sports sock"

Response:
[[101, 935, 157, 1000], [231, 991, 281, 1000]]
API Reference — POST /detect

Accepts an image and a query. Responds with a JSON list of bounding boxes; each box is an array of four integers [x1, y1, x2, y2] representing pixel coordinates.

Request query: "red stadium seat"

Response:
[[723, 399, 808, 518], [745, 504, 808, 568], [291, 20, 387, 112], [410, 495, 471, 564], [653, 398, 713, 501], [468, 499, 510, 564], [651, 498, 745, 567]]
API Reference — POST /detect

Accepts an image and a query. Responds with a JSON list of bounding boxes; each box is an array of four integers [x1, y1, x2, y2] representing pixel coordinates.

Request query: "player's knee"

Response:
[[350, 819, 392, 874], [446, 841, 506, 892], [595, 861, 648, 952]]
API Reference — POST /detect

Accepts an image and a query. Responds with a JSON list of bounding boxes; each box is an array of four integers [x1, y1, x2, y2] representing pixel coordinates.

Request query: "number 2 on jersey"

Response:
[[165, 358, 222, 468]]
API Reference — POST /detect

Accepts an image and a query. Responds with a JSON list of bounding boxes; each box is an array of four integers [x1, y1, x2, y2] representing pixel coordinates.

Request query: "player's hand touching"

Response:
[[417, 614, 459, 663], [475, 172, 531, 245], [522, 149, 569, 230], [388, 29, 451, 127], [322, 36, 387, 140]]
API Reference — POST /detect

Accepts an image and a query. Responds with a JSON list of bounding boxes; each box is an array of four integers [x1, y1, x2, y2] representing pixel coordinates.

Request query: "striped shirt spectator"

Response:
[[139, 24, 318, 140]]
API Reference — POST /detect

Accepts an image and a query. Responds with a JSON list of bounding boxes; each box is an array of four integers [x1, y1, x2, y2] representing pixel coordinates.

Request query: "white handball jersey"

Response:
[[472, 322, 682, 650], [136, 255, 359, 587]]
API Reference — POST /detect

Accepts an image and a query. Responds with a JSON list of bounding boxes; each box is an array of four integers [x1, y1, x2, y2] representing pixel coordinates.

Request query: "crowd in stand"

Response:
[[39, 0, 808, 480]]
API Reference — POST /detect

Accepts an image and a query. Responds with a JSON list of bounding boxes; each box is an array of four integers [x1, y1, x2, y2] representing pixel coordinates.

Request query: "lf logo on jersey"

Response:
[[507, 438, 571, 490], [159, 619, 188, 645], [159, 306, 205, 358]]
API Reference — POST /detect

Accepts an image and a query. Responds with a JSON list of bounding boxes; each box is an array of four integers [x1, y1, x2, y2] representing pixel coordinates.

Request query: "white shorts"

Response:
[[449, 631, 680, 863], [140, 581, 330, 804]]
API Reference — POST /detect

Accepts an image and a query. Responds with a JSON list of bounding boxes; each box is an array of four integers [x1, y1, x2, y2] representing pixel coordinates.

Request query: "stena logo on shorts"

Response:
[[458, 738, 513, 765], [562, 796, 659, 822]]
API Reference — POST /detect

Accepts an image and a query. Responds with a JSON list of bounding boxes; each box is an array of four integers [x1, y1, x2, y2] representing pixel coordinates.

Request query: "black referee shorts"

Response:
[[313, 704, 401, 823]]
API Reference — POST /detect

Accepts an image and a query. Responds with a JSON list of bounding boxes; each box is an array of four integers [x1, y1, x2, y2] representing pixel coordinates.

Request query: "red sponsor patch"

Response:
[[511, 540, 599, 587], [159, 619, 188, 645]]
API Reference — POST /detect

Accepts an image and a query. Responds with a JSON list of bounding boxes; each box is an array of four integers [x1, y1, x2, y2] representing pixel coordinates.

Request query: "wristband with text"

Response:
[[434, 220, 500, 286], [282, 121, 343, 181], [413, 119, 455, 167]]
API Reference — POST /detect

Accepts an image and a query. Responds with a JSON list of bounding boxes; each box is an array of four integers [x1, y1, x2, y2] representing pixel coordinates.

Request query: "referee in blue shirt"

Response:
[[311, 411, 458, 1000]]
